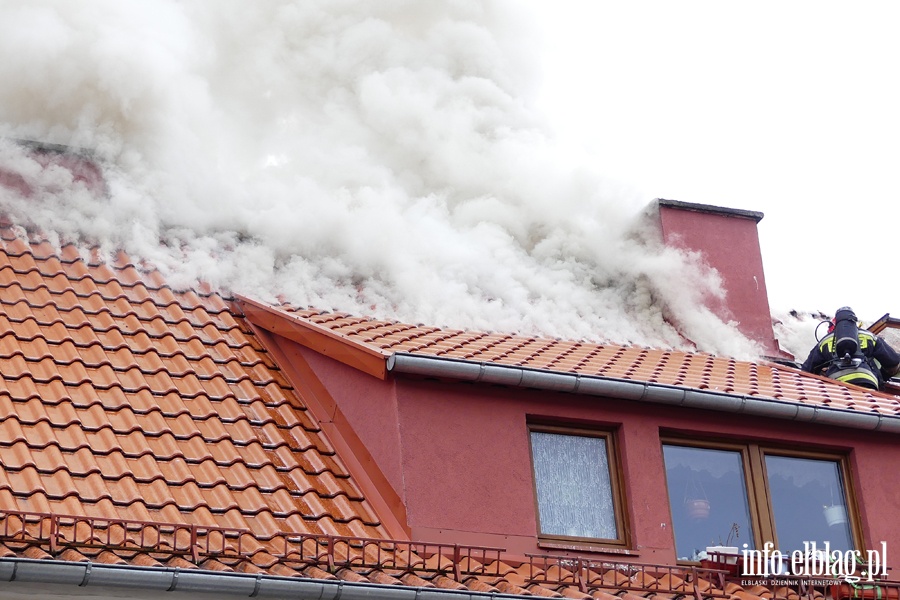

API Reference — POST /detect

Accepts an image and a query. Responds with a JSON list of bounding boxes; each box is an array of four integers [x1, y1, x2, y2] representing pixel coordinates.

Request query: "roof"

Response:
[[0, 220, 889, 599], [237, 298, 900, 426], [0, 224, 386, 562]]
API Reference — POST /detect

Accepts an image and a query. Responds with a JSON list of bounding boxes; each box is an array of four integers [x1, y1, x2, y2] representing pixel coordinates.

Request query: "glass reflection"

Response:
[[765, 455, 853, 552], [662, 445, 755, 561]]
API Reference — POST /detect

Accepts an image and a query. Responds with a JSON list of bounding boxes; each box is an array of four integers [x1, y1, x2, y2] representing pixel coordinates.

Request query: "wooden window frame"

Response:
[[528, 423, 630, 549], [661, 436, 862, 561]]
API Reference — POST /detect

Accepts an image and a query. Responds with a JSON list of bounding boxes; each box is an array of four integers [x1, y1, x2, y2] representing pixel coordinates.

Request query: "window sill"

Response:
[[537, 540, 638, 556]]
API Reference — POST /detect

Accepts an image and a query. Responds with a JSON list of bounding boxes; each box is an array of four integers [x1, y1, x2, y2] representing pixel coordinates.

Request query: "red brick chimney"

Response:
[[655, 199, 790, 359]]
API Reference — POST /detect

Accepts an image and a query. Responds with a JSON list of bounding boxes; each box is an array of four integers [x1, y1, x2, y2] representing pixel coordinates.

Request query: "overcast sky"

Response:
[[521, 1, 900, 324]]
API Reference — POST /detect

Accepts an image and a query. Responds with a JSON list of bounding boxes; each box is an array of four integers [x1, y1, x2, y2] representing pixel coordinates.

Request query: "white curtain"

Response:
[[531, 431, 617, 539]]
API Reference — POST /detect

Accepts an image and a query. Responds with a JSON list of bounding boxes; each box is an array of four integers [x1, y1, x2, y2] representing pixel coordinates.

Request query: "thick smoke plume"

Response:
[[0, 1, 759, 358]]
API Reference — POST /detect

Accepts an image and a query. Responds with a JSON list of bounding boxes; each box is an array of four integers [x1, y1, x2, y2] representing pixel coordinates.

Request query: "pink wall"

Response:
[[396, 377, 900, 562], [297, 346, 406, 498], [393, 378, 679, 560], [300, 347, 900, 565]]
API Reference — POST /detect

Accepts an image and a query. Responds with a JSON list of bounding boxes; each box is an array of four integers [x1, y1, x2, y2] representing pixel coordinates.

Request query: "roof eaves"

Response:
[[0, 557, 519, 600], [234, 295, 390, 379], [386, 352, 900, 434]]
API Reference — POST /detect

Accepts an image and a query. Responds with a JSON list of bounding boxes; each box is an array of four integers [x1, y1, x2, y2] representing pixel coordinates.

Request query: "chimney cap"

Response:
[[656, 198, 764, 223], [10, 138, 97, 159]]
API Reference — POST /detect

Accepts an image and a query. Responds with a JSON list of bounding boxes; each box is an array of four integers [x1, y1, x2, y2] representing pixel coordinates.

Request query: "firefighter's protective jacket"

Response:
[[801, 329, 900, 390]]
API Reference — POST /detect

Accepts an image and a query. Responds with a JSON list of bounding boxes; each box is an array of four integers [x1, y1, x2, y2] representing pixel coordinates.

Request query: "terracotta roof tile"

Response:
[[0, 223, 885, 600], [260, 302, 900, 423]]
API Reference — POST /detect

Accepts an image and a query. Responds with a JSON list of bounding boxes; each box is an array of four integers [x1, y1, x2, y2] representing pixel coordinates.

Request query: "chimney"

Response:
[[0, 139, 106, 198], [654, 198, 790, 359]]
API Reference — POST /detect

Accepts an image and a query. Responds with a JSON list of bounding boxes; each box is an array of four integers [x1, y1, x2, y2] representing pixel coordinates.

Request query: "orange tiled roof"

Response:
[[0, 221, 881, 600], [0, 226, 386, 565], [240, 301, 900, 421]]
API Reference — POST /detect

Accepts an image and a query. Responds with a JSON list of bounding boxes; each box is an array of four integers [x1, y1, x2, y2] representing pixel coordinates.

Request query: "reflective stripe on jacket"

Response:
[[801, 327, 900, 391], [828, 365, 879, 389], [816, 331, 879, 390], [818, 330, 876, 354]]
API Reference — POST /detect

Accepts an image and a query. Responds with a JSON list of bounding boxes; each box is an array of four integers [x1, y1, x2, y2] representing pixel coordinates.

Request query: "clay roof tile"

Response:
[[0, 221, 893, 600]]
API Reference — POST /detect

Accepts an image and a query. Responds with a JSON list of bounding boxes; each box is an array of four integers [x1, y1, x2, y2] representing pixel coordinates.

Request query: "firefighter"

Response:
[[801, 307, 900, 391]]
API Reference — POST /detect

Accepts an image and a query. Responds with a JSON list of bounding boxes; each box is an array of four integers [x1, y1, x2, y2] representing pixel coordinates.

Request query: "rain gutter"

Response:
[[386, 352, 900, 434], [0, 558, 526, 600]]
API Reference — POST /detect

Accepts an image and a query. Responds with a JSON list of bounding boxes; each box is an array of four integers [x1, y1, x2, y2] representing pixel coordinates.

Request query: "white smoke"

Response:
[[0, 0, 760, 358], [772, 309, 830, 364]]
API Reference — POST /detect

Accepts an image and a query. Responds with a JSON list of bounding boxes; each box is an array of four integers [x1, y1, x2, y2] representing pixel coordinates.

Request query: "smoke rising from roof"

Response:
[[0, 1, 760, 358]]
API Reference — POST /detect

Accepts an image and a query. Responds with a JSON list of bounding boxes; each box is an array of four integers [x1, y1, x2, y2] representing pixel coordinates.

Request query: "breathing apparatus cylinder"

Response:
[[833, 306, 860, 359]]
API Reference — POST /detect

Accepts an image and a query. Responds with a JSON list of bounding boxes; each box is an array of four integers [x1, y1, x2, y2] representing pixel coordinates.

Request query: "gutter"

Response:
[[386, 353, 900, 434], [0, 558, 526, 600]]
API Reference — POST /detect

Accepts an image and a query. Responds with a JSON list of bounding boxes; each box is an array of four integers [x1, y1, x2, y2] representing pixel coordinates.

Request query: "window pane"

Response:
[[530, 431, 618, 539], [765, 455, 853, 552], [662, 445, 755, 561]]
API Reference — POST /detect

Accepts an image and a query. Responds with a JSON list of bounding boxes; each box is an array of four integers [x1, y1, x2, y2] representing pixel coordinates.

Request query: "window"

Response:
[[529, 425, 627, 545], [662, 444, 754, 560], [765, 454, 854, 552], [662, 440, 857, 562]]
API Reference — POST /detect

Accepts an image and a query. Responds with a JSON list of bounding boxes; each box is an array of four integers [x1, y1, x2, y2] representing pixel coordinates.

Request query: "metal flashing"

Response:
[[656, 198, 765, 222]]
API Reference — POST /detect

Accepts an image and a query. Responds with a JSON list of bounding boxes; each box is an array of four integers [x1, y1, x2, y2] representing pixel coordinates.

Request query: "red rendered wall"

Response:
[[393, 378, 680, 560], [296, 344, 900, 564], [289, 342, 900, 564], [296, 346, 406, 498], [394, 377, 900, 562]]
